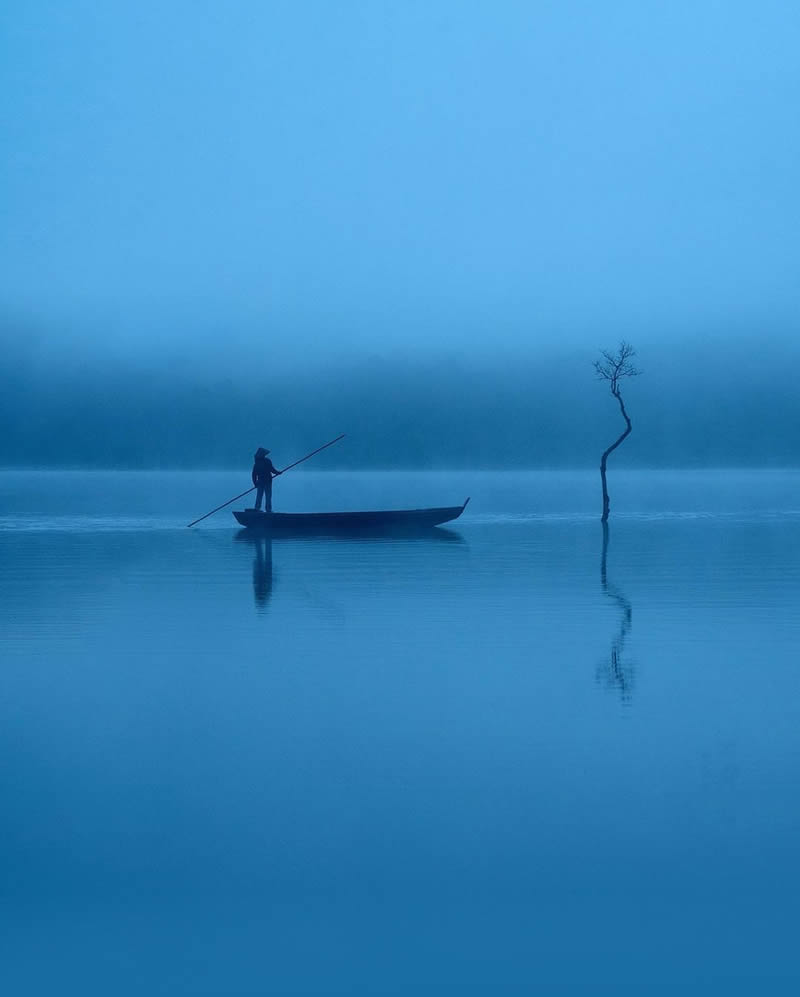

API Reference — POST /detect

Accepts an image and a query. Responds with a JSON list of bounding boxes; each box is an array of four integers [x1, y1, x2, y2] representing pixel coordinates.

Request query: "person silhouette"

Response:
[[252, 447, 281, 512]]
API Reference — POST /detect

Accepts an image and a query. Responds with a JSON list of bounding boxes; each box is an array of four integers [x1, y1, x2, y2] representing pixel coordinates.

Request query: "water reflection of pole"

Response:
[[598, 522, 634, 701], [253, 534, 274, 610]]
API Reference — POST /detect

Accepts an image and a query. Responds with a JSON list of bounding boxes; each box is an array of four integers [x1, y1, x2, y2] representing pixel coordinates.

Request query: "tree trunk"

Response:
[[599, 387, 632, 523]]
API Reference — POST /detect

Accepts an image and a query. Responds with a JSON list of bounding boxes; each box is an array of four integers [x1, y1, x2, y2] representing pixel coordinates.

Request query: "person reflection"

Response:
[[597, 522, 634, 701], [252, 534, 273, 610]]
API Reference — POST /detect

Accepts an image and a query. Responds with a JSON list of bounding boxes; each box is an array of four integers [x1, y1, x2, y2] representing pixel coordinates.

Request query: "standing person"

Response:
[[252, 447, 281, 512]]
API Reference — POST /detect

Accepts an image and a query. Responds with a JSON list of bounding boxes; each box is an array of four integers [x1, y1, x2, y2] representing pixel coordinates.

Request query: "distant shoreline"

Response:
[[2, 466, 799, 474]]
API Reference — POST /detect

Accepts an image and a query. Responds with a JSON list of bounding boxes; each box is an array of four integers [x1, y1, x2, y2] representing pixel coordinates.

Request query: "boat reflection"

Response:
[[234, 525, 465, 611], [235, 526, 465, 543], [597, 522, 634, 702]]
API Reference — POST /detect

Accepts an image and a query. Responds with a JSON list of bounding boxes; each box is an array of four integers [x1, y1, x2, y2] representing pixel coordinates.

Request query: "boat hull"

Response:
[[232, 499, 469, 534]]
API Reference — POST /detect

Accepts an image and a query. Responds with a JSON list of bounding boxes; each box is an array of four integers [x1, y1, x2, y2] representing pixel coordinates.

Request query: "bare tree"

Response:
[[594, 341, 639, 523]]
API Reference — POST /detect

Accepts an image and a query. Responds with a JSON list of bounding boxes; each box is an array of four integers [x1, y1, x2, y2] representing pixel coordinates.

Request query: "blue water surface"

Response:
[[1, 470, 799, 994]]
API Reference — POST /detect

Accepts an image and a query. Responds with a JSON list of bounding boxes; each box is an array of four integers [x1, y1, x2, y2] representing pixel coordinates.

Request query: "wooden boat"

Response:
[[232, 498, 469, 534]]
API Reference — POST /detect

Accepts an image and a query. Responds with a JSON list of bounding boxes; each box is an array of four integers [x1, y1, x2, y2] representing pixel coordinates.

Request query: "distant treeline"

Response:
[[2, 337, 798, 468]]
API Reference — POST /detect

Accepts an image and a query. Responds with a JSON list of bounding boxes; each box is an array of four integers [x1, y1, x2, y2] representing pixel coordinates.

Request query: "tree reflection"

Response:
[[597, 522, 634, 702]]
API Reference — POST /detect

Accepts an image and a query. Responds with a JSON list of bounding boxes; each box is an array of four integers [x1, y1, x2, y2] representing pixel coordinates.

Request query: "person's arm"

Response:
[[269, 459, 282, 477], [252, 466, 258, 487]]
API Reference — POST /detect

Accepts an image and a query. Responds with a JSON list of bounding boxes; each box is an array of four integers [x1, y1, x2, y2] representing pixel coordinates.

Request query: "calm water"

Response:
[[1, 470, 799, 994]]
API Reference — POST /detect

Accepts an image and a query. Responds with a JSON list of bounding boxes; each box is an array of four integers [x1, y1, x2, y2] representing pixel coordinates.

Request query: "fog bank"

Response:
[[3, 337, 797, 469]]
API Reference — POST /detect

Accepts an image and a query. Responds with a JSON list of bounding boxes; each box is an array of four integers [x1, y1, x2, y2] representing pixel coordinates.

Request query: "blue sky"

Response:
[[2, 0, 799, 363]]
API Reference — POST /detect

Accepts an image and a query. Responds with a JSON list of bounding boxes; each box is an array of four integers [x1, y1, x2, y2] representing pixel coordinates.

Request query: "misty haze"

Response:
[[2, 2, 799, 995]]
